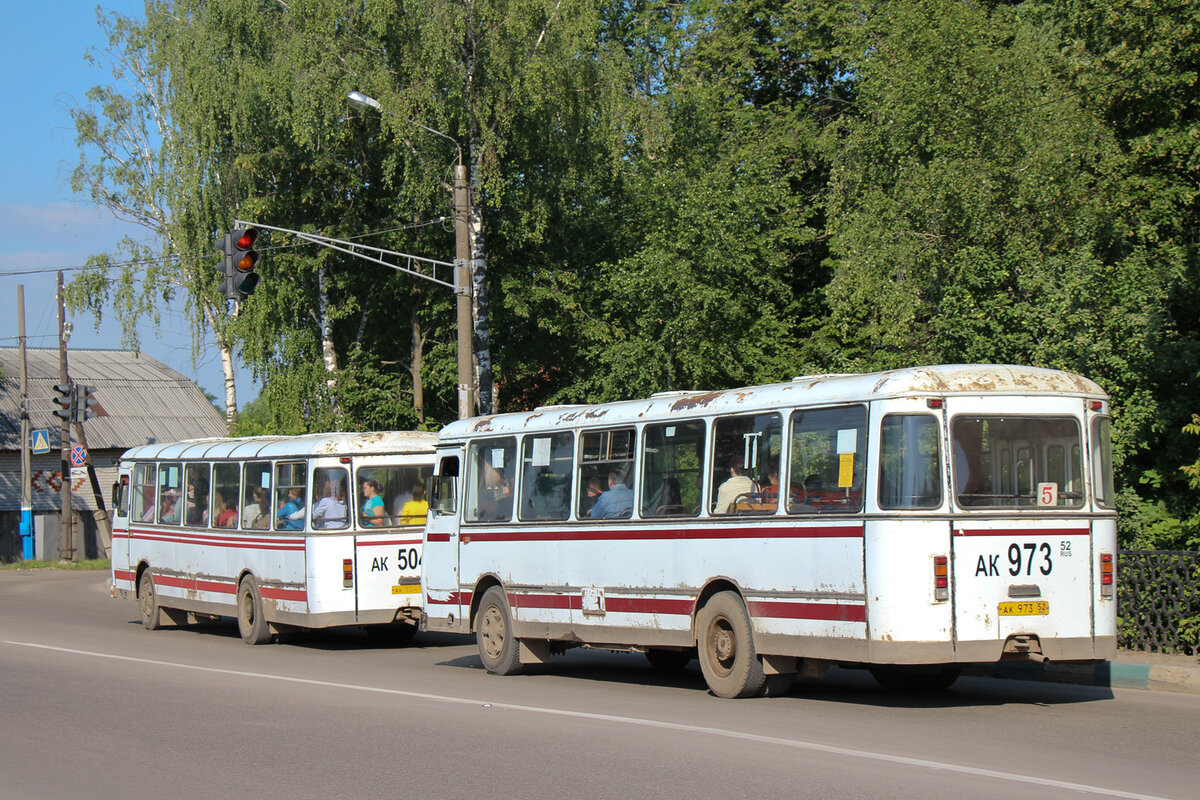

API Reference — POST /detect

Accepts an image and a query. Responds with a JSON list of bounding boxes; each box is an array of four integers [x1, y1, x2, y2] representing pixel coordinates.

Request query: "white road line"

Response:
[[4, 639, 1175, 800]]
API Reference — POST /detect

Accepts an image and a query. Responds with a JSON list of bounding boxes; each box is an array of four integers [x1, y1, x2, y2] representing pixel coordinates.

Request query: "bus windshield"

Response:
[[953, 416, 1083, 508]]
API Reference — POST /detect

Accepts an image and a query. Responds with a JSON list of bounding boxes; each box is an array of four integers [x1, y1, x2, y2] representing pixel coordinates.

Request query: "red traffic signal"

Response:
[[215, 227, 262, 301]]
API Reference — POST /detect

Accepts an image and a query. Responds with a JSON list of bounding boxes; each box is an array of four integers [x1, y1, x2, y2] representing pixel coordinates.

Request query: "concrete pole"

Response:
[[454, 163, 476, 419], [17, 285, 33, 560]]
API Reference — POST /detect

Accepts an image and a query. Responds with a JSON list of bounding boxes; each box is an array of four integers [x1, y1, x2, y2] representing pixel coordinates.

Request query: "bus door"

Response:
[[352, 454, 431, 622], [422, 449, 463, 626], [111, 463, 133, 590], [947, 402, 1094, 659]]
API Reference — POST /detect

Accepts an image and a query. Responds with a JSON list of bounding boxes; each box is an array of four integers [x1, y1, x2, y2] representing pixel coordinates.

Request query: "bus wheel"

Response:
[[237, 576, 272, 645], [476, 586, 522, 675], [138, 570, 162, 631], [645, 648, 693, 671], [696, 591, 766, 698], [869, 665, 961, 693]]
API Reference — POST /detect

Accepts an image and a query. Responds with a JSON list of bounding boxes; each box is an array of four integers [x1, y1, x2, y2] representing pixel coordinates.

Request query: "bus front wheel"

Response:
[[476, 586, 522, 675], [696, 591, 766, 698], [237, 575, 272, 645], [138, 570, 162, 630]]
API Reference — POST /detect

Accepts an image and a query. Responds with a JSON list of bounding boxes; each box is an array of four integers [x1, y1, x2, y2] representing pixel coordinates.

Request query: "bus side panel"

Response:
[[1092, 518, 1118, 658], [244, 537, 307, 618], [952, 520, 1093, 661], [355, 530, 423, 622], [465, 535, 574, 632], [864, 519, 955, 663], [305, 534, 356, 623]]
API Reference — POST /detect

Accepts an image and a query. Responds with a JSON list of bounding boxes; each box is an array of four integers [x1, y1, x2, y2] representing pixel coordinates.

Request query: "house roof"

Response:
[[0, 348, 228, 451]]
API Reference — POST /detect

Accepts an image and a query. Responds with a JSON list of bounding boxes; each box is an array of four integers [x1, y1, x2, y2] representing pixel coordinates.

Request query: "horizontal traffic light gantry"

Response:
[[215, 227, 262, 301]]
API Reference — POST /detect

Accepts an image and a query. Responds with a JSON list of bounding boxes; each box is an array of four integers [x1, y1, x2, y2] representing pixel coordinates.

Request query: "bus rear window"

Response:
[[953, 416, 1083, 508], [879, 415, 942, 509]]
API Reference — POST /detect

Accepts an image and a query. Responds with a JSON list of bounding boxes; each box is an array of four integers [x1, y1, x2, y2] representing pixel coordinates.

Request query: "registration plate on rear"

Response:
[[392, 584, 421, 594], [998, 601, 1049, 616]]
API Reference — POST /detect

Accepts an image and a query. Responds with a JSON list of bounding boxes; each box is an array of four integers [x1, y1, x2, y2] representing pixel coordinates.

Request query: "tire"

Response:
[[869, 665, 961, 693], [645, 648, 693, 671], [138, 570, 162, 631], [237, 575, 273, 645], [696, 591, 766, 698], [475, 586, 522, 675]]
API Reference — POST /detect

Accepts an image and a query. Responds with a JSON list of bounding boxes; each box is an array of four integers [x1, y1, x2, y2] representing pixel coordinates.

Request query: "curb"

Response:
[[970, 660, 1200, 694]]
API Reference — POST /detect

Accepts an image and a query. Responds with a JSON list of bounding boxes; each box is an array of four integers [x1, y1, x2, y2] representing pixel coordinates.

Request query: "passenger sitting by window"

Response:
[[399, 481, 429, 525], [713, 456, 757, 514], [590, 469, 633, 519], [215, 493, 239, 528], [277, 487, 305, 531]]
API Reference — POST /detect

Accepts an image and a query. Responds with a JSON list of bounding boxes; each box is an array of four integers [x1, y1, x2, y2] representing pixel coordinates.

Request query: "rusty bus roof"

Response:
[[439, 364, 1107, 441], [120, 430, 437, 462]]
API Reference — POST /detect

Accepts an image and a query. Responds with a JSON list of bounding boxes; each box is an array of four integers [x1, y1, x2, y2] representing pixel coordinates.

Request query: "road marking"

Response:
[[3, 639, 1177, 800]]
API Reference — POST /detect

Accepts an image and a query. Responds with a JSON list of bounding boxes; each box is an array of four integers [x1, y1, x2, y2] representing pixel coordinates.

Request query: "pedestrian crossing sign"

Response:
[[31, 429, 51, 454]]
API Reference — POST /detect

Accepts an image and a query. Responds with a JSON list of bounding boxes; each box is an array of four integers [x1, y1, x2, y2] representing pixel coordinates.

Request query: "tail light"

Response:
[[343, 558, 354, 588], [934, 555, 949, 602], [1099, 552, 1114, 599]]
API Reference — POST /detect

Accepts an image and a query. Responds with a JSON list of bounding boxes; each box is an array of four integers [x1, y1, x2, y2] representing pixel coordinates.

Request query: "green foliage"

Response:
[[68, 0, 1200, 547]]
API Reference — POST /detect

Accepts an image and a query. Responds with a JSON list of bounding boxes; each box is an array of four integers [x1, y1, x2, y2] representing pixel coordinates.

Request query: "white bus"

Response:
[[111, 431, 437, 644], [422, 365, 1117, 697]]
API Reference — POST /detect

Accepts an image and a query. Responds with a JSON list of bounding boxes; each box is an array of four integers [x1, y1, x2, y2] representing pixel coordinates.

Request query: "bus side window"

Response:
[[432, 456, 459, 516], [157, 463, 182, 525], [577, 428, 635, 520], [879, 414, 942, 509], [788, 405, 866, 514], [465, 438, 516, 522], [131, 462, 155, 522], [520, 433, 573, 521]]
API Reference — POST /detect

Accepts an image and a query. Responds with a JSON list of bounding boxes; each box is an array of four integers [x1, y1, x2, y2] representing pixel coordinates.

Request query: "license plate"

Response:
[[998, 601, 1049, 616], [391, 584, 421, 595]]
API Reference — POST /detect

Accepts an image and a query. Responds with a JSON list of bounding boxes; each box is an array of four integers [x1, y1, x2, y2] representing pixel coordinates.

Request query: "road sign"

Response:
[[69, 444, 88, 468], [31, 429, 51, 454]]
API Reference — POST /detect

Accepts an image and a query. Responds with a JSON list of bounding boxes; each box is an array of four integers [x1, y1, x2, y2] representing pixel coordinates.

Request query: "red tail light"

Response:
[[934, 555, 949, 602], [343, 558, 354, 588], [1100, 552, 1114, 599]]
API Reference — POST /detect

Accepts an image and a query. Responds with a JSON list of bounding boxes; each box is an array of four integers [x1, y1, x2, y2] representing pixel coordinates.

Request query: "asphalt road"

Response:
[[1, 570, 1194, 800]]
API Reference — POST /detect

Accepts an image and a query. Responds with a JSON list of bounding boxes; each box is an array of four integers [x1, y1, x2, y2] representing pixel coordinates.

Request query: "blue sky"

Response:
[[0, 1, 253, 405]]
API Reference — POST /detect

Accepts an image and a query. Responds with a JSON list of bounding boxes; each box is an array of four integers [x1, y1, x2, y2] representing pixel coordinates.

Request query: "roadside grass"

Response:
[[0, 558, 110, 571]]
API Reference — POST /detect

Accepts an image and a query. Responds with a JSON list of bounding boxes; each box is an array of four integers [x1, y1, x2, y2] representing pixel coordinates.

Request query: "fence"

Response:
[[1118, 549, 1199, 655]]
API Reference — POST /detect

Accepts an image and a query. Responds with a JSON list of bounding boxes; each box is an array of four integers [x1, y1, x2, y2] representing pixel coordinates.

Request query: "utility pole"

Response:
[[454, 163, 476, 419], [57, 272, 74, 561], [17, 285, 33, 560]]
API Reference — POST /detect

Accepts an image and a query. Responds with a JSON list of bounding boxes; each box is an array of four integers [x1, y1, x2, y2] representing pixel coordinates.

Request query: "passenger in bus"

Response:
[[242, 486, 269, 529], [713, 456, 757, 514], [581, 476, 604, 516], [159, 491, 180, 524], [399, 481, 429, 525], [312, 479, 348, 529], [277, 487, 306, 531], [214, 494, 239, 528], [360, 478, 387, 526], [590, 469, 633, 519]]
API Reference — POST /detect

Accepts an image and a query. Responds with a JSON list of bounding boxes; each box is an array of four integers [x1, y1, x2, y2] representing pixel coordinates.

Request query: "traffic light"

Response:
[[75, 385, 98, 423], [52, 383, 75, 422], [215, 227, 262, 301]]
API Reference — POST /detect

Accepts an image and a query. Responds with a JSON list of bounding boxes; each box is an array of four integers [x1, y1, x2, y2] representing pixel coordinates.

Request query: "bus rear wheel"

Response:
[[237, 575, 272, 645], [138, 570, 162, 630], [476, 586, 522, 675], [696, 591, 765, 698]]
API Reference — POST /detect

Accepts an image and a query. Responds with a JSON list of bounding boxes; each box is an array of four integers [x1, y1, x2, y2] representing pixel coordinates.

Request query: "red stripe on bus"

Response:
[[748, 600, 867, 623], [954, 527, 1089, 537], [357, 538, 422, 548], [426, 533, 451, 542], [128, 530, 305, 551], [113, 569, 135, 582], [426, 591, 473, 606], [462, 524, 864, 543], [153, 574, 237, 595], [261, 586, 307, 602]]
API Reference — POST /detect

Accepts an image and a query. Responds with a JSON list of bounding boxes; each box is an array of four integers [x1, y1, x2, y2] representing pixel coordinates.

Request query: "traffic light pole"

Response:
[[56, 271, 74, 561]]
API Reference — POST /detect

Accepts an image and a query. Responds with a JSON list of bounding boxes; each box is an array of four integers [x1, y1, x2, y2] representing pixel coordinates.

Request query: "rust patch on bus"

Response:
[[468, 418, 495, 433], [670, 391, 723, 412]]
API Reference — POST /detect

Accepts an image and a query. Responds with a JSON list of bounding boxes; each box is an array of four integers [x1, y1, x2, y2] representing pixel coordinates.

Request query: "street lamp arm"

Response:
[[346, 90, 463, 166]]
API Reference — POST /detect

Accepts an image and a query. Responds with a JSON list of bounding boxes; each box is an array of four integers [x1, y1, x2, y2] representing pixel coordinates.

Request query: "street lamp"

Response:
[[347, 90, 476, 419]]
